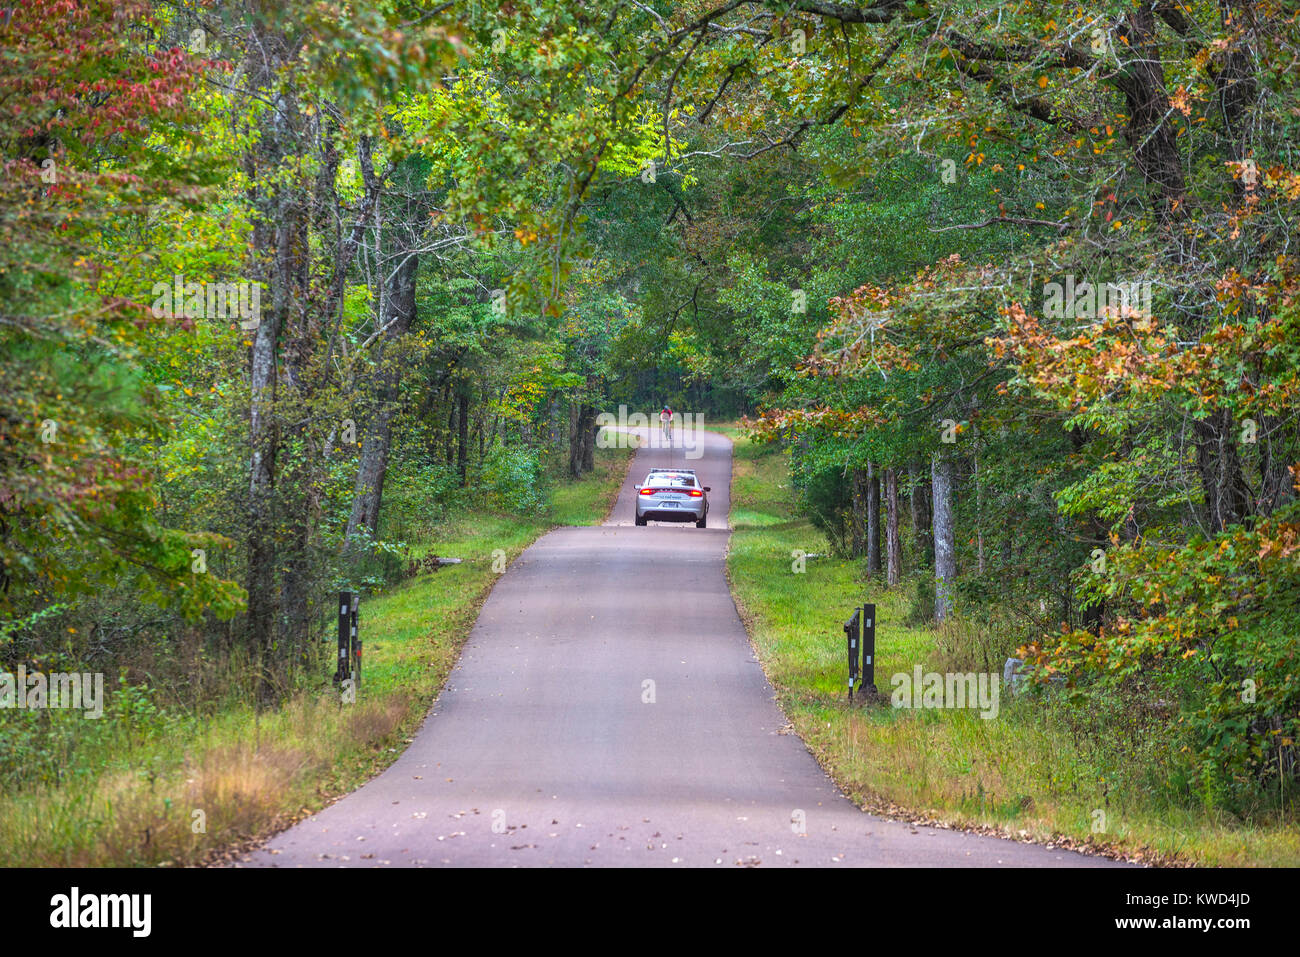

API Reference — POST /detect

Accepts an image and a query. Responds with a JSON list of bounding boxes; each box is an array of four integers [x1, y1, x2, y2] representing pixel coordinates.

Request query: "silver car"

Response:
[[634, 468, 710, 527]]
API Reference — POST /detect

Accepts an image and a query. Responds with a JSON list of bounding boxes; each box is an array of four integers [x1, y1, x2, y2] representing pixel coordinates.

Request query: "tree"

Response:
[[0, 0, 241, 631]]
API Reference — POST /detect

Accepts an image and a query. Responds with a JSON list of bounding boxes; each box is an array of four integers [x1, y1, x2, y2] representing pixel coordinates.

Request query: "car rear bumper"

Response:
[[636, 503, 706, 522]]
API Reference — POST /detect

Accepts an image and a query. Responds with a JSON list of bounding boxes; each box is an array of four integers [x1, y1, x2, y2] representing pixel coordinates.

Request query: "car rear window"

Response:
[[646, 474, 696, 488]]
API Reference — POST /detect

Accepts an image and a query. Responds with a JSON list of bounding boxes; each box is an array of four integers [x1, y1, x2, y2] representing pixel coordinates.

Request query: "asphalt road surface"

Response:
[[240, 427, 1119, 867]]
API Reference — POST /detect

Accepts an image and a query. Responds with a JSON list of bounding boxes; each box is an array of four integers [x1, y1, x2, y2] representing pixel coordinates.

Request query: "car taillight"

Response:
[[688, 489, 703, 497], [639, 488, 655, 495]]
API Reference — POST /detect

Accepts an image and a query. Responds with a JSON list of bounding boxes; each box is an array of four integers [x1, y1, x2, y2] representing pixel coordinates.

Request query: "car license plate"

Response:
[[661, 502, 677, 507]]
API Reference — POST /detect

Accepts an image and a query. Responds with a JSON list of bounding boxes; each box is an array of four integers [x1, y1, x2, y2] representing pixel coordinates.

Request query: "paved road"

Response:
[[240, 428, 1118, 867]]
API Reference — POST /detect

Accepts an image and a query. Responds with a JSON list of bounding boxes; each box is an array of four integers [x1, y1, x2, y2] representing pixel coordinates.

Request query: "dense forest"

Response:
[[1, 0, 1297, 853]]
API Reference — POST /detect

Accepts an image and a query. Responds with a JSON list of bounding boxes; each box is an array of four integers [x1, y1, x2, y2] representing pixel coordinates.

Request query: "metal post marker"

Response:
[[844, 607, 861, 701], [861, 602, 877, 696], [335, 591, 351, 686], [335, 591, 360, 690], [350, 592, 360, 690]]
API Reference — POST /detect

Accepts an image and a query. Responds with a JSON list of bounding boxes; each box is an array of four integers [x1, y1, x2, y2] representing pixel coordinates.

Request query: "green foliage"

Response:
[[480, 445, 546, 515]]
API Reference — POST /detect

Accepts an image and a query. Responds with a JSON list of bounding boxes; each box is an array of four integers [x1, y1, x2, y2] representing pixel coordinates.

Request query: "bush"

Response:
[[479, 445, 546, 515]]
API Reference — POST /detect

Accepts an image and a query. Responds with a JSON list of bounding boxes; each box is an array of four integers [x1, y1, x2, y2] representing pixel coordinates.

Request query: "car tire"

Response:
[[696, 513, 707, 528], [635, 514, 647, 526]]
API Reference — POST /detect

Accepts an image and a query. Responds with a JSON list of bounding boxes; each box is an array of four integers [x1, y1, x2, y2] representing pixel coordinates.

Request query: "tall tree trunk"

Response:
[[548, 394, 563, 454], [276, 233, 322, 669], [849, 468, 866, 557], [1117, 5, 1187, 220], [1259, 414, 1294, 516], [866, 462, 882, 576], [477, 401, 487, 463], [344, 248, 418, 547], [568, 403, 597, 477], [973, 440, 985, 574], [909, 461, 933, 568], [242, 32, 302, 699], [582, 415, 597, 472], [457, 391, 469, 487], [568, 402, 583, 478], [237, 22, 384, 701], [444, 392, 456, 465], [932, 452, 956, 623], [1194, 409, 1251, 532], [245, 215, 281, 680], [885, 467, 901, 587]]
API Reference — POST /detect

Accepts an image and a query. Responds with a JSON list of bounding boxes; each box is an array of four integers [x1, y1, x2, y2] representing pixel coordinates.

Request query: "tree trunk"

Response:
[[238, 26, 385, 700], [548, 394, 563, 454], [344, 247, 418, 547], [567, 403, 598, 477], [909, 461, 933, 568], [1116, 6, 1187, 219], [1259, 414, 1294, 516], [457, 391, 469, 487], [242, 35, 303, 699], [1194, 409, 1250, 532], [849, 468, 866, 557], [582, 415, 597, 472], [444, 391, 456, 466], [866, 462, 882, 575], [973, 439, 985, 574], [885, 467, 901, 587], [568, 402, 583, 478], [932, 452, 956, 622]]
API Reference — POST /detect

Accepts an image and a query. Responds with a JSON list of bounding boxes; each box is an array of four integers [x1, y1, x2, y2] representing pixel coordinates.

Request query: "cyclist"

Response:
[[659, 404, 674, 443]]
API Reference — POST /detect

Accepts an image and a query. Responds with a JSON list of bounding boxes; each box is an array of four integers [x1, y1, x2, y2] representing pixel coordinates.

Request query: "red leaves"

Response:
[[1, 1, 208, 147]]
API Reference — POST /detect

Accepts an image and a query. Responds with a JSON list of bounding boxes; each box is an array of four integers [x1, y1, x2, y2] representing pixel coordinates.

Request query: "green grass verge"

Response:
[[723, 432, 1300, 867], [0, 441, 633, 867]]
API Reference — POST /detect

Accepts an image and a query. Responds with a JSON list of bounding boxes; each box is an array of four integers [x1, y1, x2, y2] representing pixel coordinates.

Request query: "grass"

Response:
[[722, 432, 1300, 867], [0, 440, 634, 867]]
